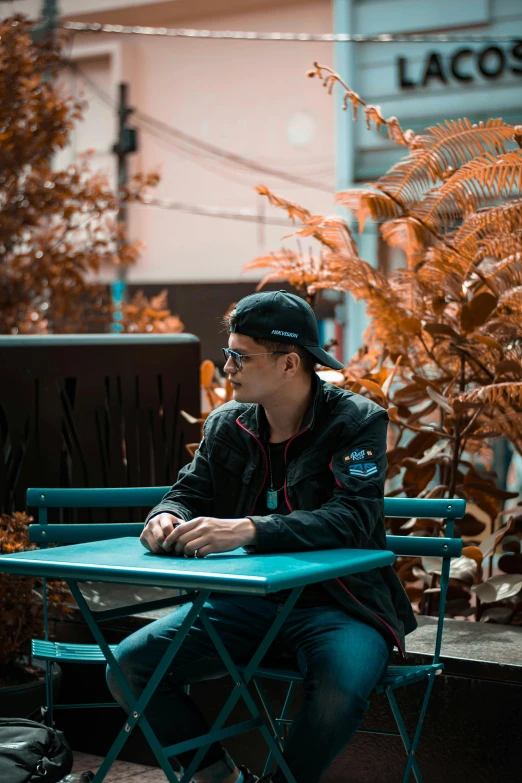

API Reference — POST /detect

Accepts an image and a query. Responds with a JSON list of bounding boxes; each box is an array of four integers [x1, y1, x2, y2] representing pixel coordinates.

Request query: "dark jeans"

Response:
[[106, 595, 391, 783]]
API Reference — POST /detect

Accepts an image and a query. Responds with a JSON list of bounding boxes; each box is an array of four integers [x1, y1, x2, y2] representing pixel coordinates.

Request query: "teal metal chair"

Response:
[[251, 497, 465, 783], [27, 488, 464, 783], [26, 487, 191, 728]]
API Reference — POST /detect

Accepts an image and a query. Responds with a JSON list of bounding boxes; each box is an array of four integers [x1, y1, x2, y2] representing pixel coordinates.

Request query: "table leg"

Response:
[[67, 580, 210, 783], [178, 586, 303, 783], [67, 581, 303, 783]]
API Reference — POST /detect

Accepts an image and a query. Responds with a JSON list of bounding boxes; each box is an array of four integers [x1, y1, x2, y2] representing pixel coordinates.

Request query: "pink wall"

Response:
[[64, 0, 335, 283]]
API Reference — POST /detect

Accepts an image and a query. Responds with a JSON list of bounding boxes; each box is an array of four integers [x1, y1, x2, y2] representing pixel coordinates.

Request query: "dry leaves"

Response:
[[0, 15, 176, 336], [0, 511, 72, 666]]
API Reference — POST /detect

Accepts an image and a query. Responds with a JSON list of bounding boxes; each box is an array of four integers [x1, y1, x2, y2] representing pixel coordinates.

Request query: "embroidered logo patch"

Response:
[[345, 449, 366, 462], [348, 462, 378, 478], [345, 448, 374, 461]]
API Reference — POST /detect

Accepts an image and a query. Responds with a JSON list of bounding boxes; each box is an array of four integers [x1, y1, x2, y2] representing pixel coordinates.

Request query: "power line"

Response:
[[61, 64, 308, 226], [63, 22, 520, 43], [67, 62, 333, 192], [134, 196, 293, 225], [133, 111, 332, 192]]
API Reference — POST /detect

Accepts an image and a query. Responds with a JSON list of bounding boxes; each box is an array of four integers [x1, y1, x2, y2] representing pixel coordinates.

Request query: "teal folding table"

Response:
[[0, 538, 395, 783]]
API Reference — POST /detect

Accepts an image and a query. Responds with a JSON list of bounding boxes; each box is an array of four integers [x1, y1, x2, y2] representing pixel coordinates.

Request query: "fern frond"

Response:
[[244, 249, 328, 294], [482, 255, 522, 295], [475, 232, 522, 263], [480, 409, 522, 453], [317, 265, 428, 355], [465, 407, 522, 455], [255, 187, 360, 255], [380, 218, 434, 267], [377, 119, 515, 207], [388, 269, 431, 317], [498, 285, 522, 311], [456, 381, 522, 407], [243, 252, 294, 273], [481, 317, 522, 359], [464, 437, 495, 467], [292, 214, 360, 256], [454, 199, 522, 257], [417, 246, 468, 297], [336, 189, 402, 231], [313, 256, 388, 300], [308, 62, 414, 147], [419, 150, 522, 230], [255, 186, 312, 223], [464, 333, 505, 368], [364, 106, 411, 146], [426, 202, 522, 284]]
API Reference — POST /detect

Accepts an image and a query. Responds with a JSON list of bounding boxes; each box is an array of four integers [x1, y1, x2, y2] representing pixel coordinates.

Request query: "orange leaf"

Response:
[[381, 356, 402, 398], [200, 360, 215, 389], [462, 546, 484, 567], [357, 378, 387, 404], [460, 292, 497, 334]]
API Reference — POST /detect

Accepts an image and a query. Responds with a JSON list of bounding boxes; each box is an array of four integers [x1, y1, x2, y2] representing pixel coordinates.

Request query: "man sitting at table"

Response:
[[107, 290, 417, 783]]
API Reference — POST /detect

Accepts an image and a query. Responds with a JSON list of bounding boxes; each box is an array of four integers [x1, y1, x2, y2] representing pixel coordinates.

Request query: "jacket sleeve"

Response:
[[248, 408, 388, 552], [144, 428, 214, 526]]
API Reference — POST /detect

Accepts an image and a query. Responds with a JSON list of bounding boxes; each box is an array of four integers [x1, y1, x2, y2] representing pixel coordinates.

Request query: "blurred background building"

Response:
[[8, 0, 522, 361]]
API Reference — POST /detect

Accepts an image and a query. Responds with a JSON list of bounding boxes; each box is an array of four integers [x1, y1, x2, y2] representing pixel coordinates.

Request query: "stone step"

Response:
[[71, 751, 167, 782]]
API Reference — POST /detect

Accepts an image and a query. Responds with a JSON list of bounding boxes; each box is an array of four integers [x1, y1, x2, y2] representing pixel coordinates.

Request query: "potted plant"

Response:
[[0, 511, 72, 719]]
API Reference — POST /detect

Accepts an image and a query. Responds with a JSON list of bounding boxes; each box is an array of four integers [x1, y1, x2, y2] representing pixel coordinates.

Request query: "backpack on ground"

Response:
[[0, 717, 73, 783]]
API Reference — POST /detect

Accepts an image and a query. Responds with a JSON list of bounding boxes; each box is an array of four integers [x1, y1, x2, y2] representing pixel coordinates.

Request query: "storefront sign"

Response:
[[398, 42, 522, 90]]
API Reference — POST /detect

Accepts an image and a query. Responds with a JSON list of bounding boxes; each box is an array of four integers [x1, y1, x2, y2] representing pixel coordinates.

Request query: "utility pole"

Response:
[[111, 82, 138, 332], [41, 0, 59, 40], [32, 0, 59, 44]]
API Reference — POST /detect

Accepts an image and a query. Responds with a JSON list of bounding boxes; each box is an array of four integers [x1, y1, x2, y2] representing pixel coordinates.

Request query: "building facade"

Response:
[[8, 0, 522, 359]]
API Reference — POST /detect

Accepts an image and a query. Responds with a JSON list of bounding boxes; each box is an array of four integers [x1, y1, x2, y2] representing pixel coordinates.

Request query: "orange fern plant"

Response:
[[247, 62, 522, 624]]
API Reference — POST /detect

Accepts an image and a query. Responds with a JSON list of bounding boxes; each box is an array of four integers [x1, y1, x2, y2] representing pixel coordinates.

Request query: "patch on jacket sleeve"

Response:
[[345, 448, 373, 462], [347, 461, 378, 478]]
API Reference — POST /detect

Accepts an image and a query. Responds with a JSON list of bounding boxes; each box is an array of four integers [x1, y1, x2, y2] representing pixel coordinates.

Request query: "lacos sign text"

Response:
[[398, 42, 522, 90]]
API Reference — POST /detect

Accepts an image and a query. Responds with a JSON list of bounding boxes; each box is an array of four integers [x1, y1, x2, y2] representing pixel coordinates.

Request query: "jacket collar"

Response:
[[237, 373, 323, 440]]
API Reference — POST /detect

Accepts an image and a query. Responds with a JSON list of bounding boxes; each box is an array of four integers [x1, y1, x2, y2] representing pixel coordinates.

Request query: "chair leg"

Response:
[[386, 687, 425, 783], [254, 680, 297, 778], [278, 682, 296, 735], [400, 673, 437, 783], [253, 679, 284, 777], [44, 660, 54, 727]]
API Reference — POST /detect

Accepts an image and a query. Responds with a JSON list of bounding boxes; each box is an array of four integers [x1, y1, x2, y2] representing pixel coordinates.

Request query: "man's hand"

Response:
[[162, 517, 257, 558], [140, 513, 185, 554]]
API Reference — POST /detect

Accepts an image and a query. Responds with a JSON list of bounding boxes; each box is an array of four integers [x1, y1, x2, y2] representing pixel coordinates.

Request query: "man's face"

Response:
[[224, 333, 288, 404]]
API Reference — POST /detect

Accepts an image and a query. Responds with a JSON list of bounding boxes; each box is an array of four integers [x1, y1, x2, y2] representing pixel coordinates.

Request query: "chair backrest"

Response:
[[26, 487, 172, 543], [384, 496, 465, 663], [26, 487, 171, 518], [27, 487, 465, 663]]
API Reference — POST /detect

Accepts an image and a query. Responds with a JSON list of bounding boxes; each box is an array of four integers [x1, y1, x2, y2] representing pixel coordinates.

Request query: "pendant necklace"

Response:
[[266, 443, 285, 511]]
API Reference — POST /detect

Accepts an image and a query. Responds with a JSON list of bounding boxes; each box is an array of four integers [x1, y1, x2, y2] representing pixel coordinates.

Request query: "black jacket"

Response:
[[146, 377, 417, 654]]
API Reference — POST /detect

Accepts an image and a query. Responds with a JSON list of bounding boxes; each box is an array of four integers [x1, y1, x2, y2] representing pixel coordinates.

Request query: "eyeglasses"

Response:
[[222, 348, 294, 372]]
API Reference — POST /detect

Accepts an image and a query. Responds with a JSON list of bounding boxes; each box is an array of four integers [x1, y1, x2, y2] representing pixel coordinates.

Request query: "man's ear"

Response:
[[284, 351, 301, 375]]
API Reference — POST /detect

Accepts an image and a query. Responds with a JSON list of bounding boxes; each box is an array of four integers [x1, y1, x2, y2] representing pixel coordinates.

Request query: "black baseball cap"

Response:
[[229, 290, 344, 370]]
